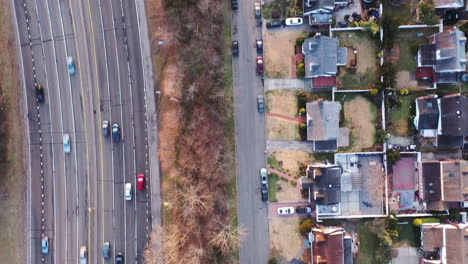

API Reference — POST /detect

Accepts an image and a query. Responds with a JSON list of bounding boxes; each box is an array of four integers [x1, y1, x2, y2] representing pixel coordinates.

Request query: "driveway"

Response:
[[267, 140, 314, 151], [269, 202, 313, 218], [265, 78, 308, 91]]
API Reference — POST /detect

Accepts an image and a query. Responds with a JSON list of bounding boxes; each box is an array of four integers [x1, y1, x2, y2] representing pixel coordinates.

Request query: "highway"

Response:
[[11, 0, 158, 263], [233, 0, 270, 263]]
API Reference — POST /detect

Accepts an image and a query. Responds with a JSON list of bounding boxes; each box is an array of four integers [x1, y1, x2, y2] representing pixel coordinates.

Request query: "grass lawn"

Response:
[[388, 94, 418, 136], [268, 173, 280, 203], [262, 0, 303, 19], [355, 221, 379, 264], [341, 68, 377, 89], [382, 0, 413, 25], [396, 219, 421, 247], [395, 27, 440, 72]]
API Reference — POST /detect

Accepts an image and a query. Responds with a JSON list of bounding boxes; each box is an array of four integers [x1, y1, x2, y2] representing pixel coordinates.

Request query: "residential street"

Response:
[[233, 1, 269, 263]]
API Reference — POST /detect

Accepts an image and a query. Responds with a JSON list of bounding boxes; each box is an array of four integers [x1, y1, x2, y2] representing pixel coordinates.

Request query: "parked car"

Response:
[[266, 20, 283, 28], [232, 40, 239, 56], [112, 123, 119, 142], [261, 185, 268, 202], [254, 2, 261, 18], [102, 120, 109, 136], [67, 56, 75, 76], [296, 206, 312, 214], [256, 38, 263, 54], [257, 95, 265, 113], [36, 84, 44, 103], [125, 183, 132, 201], [285, 17, 303, 26], [41, 236, 49, 254], [115, 252, 124, 264], [277, 207, 294, 215], [260, 168, 268, 185], [444, 10, 460, 25], [256, 56, 264, 74], [231, 0, 238, 10], [63, 133, 71, 153], [137, 173, 145, 190], [79, 246, 87, 264], [103, 242, 110, 259]]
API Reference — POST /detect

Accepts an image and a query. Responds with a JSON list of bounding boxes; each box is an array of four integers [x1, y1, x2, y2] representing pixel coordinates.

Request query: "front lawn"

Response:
[[268, 173, 280, 203]]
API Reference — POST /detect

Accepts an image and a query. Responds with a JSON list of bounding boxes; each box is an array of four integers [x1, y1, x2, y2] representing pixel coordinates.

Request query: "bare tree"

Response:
[[208, 224, 247, 256]]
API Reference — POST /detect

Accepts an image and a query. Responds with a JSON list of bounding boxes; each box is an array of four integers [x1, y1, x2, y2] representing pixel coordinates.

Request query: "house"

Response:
[[434, 0, 464, 9], [306, 101, 349, 152], [414, 95, 440, 137], [417, 27, 468, 85], [310, 225, 353, 264], [413, 94, 467, 148], [302, 163, 343, 205], [418, 159, 468, 211], [303, 0, 349, 25], [302, 35, 347, 89], [420, 222, 468, 264]]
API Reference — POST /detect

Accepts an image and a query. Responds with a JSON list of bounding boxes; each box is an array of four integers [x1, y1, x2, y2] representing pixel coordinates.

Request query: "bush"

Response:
[[295, 37, 306, 47], [268, 257, 279, 264], [297, 62, 305, 78], [381, 16, 398, 50], [399, 89, 409, 95], [381, 63, 397, 88], [413, 218, 423, 226], [413, 218, 440, 226], [297, 91, 308, 109], [359, 20, 380, 36], [387, 149, 401, 167], [299, 107, 306, 116], [299, 218, 316, 234], [419, 1, 439, 25], [299, 123, 307, 140], [375, 129, 388, 144]]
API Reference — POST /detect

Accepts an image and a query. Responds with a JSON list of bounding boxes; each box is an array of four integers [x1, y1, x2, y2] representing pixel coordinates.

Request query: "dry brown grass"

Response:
[[343, 96, 376, 151], [143, 0, 238, 262], [264, 30, 306, 78], [269, 217, 302, 261], [266, 117, 300, 140], [265, 90, 298, 116], [268, 150, 314, 177], [0, 0, 26, 263]]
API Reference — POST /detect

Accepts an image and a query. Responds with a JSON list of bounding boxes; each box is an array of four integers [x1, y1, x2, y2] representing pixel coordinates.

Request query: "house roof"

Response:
[[440, 94, 468, 136], [422, 162, 442, 202], [304, 0, 335, 15], [416, 97, 439, 129], [421, 223, 468, 264], [434, 0, 464, 8], [421, 225, 444, 252], [312, 226, 345, 264], [437, 135, 464, 148], [302, 35, 346, 78], [307, 164, 342, 205], [314, 140, 338, 152], [312, 76, 336, 88], [431, 28, 467, 72], [420, 44, 436, 66], [306, 101, 341, 141]]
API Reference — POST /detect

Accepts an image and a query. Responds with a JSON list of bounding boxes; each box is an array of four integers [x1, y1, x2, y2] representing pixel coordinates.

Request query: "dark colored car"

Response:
[[266, 20, 283, 28], [256, 38, 263, 54], [36, 84, 44, 102], [112, 123, 120, 142], [232, 40, 239, 56], [115, 252, 124, 264], [296, 206, 312, 214], [256, 56, 264, 74], [443, 10, 460, 25], [257, 95, 264, 113], [261, 185, 268, 202], [231, 0, 238, 10]]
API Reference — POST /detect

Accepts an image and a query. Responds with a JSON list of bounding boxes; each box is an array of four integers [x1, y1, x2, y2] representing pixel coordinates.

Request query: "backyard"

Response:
[[387, 93, 419, 136], [261, 0, 303, 19], [382, 0, 417, 25], [334, 31, 379, 90], [335, 94, 379, 152]]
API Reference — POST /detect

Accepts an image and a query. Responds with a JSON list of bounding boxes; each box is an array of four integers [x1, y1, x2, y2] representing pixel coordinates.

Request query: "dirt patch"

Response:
[[276, 180, 299, 202], [0, 0, 26, 263], [266, 117, 300, 140], [270, 217, 302, 261], [269, 150, 314, 178], [395, 71, 418, 89], [335, 31, 378, 74], [264, 30, 307, 78], [343, 96, 376, 151], [266, 90, 298, 116]]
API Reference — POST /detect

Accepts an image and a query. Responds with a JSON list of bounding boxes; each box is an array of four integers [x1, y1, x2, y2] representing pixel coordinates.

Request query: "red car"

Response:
[[137, 174, 145, 190], [256, 56, 264, 74]]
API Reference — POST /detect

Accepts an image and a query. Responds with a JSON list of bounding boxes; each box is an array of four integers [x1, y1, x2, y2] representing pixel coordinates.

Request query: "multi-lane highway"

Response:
[[11, 0, 158, 263], [233, 0, 270, 263]]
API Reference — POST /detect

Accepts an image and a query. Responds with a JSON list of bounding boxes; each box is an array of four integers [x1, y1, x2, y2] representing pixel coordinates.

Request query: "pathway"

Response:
[[266, 112, 305, 123]]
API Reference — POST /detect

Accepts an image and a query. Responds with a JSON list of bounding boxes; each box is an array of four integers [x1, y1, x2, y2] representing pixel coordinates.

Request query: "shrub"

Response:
[[419, 1, 439, 25], [359, 20, 380, 36], [381, 63, 397, 88], [370, 89, 379, 96], [295, 37, 306, 47], [268, 257, 279, 264], [299, 107, 306, 116], [399, 89, 409, 95], [299, 218, 316, 234], [375, 129, 388, 144], [297, 62, 305, 78], [297, 90, 308, 109], [387, 149, 401, 167], [413, 218, 423, 226], [299, 123, 307, 140], [381, 15, 398, 50]]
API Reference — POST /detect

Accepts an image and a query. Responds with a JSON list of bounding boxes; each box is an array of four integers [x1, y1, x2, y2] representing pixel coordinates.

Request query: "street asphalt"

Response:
[[233, 1, 270, 263], [12, 0, 158, 263]]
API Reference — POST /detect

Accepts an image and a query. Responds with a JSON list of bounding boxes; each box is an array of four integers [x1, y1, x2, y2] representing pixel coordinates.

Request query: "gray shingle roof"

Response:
[[302, 36, 345, 78], [416, 97, 439, 129], [433, 28, 467, 72], [440, 94, 468, 136], [306, 101, 341, 141]]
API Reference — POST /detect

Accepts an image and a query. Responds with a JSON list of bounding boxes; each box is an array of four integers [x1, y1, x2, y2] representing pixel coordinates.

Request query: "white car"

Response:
[[285, 17, 303, 26], [277, 207, 295, 215], [260, 168, 268, 185], [63, 133, 71, 153], [79, 246, 87, 264], [125, 183, 132, 201]]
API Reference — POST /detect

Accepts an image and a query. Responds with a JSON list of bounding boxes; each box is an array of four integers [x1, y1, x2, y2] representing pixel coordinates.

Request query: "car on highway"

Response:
[[41, 236, 49, 254], [285, 17, 303, 26], [261, 185, 268, 202], [112, 123, 120, 142], [296, 206, 312, 214], [256, 38, 263, 54], [67, 56, 75, 76], [103, 241, 110, 259], [254, 2, 261, 18], [260, 168, 268, 185], [231, 0, 238, 10], [257, 95, 264, 113], [63, 133, 71, 153], [36, 84, 44, 103], [232, 40, 239, 56], [266, 20, 283, 28], [256, 56, 264, 74], [277, 207, 294, 215], [125, 183, 132, 201], [102, 120, 109, 136], [137, 173, 145, 190], [115, 252, 124, 264], [79, 246, 87, 264]]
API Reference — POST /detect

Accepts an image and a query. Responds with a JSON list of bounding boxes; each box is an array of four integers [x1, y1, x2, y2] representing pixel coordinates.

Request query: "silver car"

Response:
[[63, 134, 71, 153]]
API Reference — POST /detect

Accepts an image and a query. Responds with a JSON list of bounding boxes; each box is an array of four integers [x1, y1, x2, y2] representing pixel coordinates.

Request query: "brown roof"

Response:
[[422, 225, 443, 252], [442, 161, 463, 201], [422, 224, 468, 264], [312, 226, 345, 264]]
